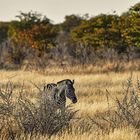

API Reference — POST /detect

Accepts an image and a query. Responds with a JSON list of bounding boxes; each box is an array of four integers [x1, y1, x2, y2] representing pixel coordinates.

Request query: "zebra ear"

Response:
[[47, 84, 52, 90], [46, 83, 57, 90], [43, 85, 48, 91], [72, 80, 74, 84]]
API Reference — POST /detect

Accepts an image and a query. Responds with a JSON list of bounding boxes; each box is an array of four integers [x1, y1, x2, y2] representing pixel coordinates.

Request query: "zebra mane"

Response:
[[57, 79, 73, 84]]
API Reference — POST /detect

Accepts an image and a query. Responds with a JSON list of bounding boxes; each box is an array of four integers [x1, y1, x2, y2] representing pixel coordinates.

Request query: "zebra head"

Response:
[[57, 79, 77, 104]]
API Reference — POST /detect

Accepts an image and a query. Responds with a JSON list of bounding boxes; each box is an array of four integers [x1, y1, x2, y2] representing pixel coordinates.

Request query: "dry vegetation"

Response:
[[0, 69, 140, 140]]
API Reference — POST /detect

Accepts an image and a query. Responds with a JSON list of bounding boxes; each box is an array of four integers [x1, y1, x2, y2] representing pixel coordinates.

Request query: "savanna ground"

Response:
[[0, 68, 140, 140]]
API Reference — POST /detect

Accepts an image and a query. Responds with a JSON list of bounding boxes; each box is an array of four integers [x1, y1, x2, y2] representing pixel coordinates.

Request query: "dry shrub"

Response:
[[90, 75, 140, 132], [0, 82, 77, 139]]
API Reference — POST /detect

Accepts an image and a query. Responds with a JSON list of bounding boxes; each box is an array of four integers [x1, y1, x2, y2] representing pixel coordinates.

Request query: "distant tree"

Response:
[[70, 14, 121, 63], [127, 2, 140, 48], [118, 2, 140, 60], [9, 11, 58, 52], [0, 22, 9, 43], [61, 14, 83, 33]]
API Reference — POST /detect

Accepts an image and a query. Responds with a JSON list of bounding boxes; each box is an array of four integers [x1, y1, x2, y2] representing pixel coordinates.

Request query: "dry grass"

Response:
[[40, 60, 140, 75], [0, 70, 140, 139]]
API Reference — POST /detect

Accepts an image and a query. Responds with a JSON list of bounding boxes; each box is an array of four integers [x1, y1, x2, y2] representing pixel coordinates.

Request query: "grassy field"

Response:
[[0, 70, 140, 140]]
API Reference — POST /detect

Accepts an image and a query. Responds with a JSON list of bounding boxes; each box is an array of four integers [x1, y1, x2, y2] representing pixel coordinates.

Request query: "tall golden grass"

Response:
[[0, 69, 140, 139]]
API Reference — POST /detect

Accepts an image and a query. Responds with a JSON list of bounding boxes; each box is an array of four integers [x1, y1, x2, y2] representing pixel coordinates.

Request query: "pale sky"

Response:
[[0, 0, 139, 23]]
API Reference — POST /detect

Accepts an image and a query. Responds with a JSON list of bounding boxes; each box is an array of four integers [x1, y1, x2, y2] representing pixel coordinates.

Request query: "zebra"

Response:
[[43, 79, 77, 109]]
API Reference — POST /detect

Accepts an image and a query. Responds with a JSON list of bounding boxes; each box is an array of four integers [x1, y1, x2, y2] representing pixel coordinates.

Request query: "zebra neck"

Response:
[[54, 92, 66, 105]]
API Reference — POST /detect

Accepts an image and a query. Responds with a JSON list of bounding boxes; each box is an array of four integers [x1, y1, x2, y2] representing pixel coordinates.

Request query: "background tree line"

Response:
[[0, 2, 140, 69]]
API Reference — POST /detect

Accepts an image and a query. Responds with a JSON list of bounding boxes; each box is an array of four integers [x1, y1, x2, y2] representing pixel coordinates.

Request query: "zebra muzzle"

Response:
[[72, 97, 77, 103]]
